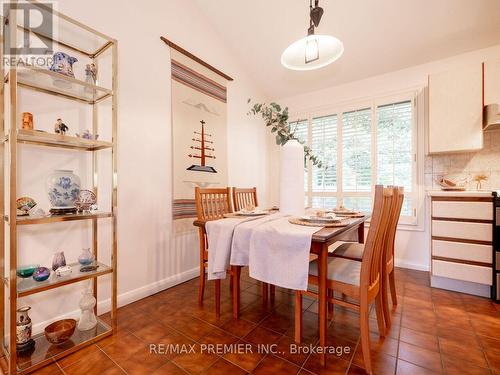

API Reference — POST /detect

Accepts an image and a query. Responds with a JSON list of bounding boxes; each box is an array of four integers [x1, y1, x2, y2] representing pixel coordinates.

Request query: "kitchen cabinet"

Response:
[[428, 63, 483, 153], [429, 192, 493, 297], [484, 59, 500, 105]]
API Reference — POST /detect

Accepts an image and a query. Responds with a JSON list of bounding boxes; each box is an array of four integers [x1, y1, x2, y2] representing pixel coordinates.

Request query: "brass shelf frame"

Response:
[[1, 1, 118, 374]]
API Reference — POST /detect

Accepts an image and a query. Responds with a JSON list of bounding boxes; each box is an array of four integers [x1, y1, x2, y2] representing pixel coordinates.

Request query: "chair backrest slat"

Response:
[[195, 187, 233, 221], [360, 185, 393, 290], [385, 186, 405, 266], [232, 187, 258, 212]]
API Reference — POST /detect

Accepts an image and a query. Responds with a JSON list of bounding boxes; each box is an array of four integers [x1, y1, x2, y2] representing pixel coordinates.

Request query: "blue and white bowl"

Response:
[[46, 170, 81, 209]]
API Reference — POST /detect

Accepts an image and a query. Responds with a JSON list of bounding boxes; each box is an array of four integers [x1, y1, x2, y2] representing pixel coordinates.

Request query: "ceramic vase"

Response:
[[46, 170, 81, 210], [16, 306, 32, 345], [78, 248, 94, 265], [77, 282, 97, 331], [49, 52, 78, 78], [52, 251, 66, 271]]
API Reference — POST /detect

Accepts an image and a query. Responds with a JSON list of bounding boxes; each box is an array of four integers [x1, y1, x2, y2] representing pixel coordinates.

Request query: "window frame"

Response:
[[290, 90, 424, 230]]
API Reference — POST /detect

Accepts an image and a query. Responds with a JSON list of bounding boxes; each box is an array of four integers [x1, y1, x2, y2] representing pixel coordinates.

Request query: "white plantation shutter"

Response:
[[290, 120, 308, 191], [312, 115, 337, 192], [342, 108, 372, 192], [376, 101, 414, 216]]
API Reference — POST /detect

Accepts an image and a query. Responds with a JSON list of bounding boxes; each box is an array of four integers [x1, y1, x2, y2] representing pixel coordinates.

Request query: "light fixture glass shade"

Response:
[[281, 35, 344, 71]]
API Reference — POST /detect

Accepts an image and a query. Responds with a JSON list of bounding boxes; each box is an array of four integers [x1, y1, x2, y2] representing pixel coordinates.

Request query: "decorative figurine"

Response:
[[16, 196, 37, 216], [75, 130, 99, 140], [55, 266, 72, 277], [16, 306, 35, 353], [52, 251, 66, 271], [78, 248, 94, 265], [49, 52, 78, 78], [47, 169, 81, 213], [54, 118, 69, 135], [75, 190, 97, 212], [32, 267, 50, 282], [21, 112, 33, 130], [85, 63, 97, 85], [29, 208, 47, 218], [77, 281, 97, 331]]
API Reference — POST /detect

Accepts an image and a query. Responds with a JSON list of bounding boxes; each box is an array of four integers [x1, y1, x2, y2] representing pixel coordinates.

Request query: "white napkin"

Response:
[[248, 217, 319, 290], [230, 212, 285, 266]]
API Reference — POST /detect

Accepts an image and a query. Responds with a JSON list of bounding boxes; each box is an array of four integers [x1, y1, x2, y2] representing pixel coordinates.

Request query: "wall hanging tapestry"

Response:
[[163, 37, 232, 221]]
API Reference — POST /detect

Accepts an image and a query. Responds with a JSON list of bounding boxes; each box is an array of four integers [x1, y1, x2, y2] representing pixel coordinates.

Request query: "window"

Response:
[[297, 93, 419, 226]]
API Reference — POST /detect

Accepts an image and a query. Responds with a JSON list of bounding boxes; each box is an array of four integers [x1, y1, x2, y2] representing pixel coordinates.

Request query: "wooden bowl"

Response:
[[44, 319, 76, 344]]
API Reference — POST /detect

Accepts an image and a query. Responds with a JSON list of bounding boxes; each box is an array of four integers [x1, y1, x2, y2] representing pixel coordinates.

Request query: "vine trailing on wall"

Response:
[[247, 99, 325, 168]]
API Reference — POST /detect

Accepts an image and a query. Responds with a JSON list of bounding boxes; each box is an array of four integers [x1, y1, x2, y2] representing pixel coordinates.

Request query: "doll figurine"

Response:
[[54, 118, 69, 135]]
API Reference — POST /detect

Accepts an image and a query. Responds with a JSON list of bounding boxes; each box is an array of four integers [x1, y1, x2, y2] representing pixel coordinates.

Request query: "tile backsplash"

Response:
[[425, 130, 500, 191]]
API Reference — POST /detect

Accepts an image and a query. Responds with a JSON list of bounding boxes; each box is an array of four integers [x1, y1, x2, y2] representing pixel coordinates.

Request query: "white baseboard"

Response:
[[31, 267, 199, 335], [394, 258, 429, 272], [431, 275, 491, 297]]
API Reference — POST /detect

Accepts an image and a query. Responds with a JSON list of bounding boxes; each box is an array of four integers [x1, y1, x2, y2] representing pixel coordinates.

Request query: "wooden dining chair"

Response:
[[328, 186, 404, 329], [232, 186, 275, 301], [295, 186, 393, 375], [195, 187, 234, 317], [232, 187, 258, 211]]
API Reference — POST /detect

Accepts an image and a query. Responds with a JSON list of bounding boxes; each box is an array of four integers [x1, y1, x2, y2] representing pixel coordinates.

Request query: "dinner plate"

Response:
[[301, 215, 341, 223], [236, 210, 268, 216]]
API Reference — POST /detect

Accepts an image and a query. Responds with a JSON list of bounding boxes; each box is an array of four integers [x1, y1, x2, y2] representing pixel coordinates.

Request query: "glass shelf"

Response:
[[17, 262, 112, 297], [15, 319, 111, 374], [15, 65, 112, 104], [4, 211, 113, 226], [7, 129, 113, 151], [11, 1, 115, 57]]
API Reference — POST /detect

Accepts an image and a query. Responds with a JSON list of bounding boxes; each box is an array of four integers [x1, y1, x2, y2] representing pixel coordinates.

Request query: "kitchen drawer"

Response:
[[432, 260, 492, 285], [432, 239, 492, 263], [432, 220, 492, 242], [432, 201, 492, 221]]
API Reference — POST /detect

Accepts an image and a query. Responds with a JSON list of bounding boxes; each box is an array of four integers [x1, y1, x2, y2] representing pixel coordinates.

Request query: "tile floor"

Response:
[[17, 268, 500, 374]]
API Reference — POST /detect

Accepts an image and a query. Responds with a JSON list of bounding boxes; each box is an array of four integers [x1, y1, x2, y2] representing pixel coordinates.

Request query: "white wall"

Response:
[[272, 44, 500, 272], [13, 0, 268, 331]]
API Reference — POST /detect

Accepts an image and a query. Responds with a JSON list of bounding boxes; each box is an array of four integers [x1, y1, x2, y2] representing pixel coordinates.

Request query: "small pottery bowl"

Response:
[[44, 319, 76, 344], [32, 267, 50, 282], [16, 265, 39, 278], [55, 266, 72, 277]]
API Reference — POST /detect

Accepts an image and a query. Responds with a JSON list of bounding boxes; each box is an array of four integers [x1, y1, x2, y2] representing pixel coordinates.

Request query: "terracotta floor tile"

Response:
[[443, 358, 493, 375], [31, 361, 63, 375], [223, 341, 265, 372], [400, 327, 439, 353], [201, 358, 247, 374], [172, 315, 217, 341], [119, 343, 170, 375], [484, 349, 500, 373], [439, 337, 489, 368], [398, 342, 443, 373], [397, 359, 438, 375], [252, 354, 300, 374], [303, 353, 351, 375], [221, 318, 257, 338], [129, 321, 174, 343], [244, 326, 282, 345], [63, 350, 120, 375], [368, 332, 399, 357], [477, 335, 500, 355], [199, 327, 239, 346], [171, 343, 220, 374], [100, 332, 145, 366], [151, 361, 188, 375], [351, 347, 397, 375], [274, 335, 310, 366], [259, 312, 294, 334]]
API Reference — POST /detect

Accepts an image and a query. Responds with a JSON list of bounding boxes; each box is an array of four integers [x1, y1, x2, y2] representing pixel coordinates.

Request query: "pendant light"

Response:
[[281, 0, 344, 71]]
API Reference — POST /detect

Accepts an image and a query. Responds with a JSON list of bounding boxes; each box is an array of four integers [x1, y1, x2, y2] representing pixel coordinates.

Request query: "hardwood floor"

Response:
[[15, 268, 500, 374]]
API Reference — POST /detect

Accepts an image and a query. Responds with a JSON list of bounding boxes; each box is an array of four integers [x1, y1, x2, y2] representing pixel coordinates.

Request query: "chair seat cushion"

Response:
[[309, 257, 361, 286], [329, 241, 364, 260]]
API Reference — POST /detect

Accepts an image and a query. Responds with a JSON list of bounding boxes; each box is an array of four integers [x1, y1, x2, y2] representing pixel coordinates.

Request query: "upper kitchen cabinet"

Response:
[[428, 63, 483, 154], [484, 59, 500, 105]]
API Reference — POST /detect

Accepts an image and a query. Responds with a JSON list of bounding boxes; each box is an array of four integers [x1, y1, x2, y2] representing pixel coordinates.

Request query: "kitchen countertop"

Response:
[[427, 190, 494, 197]]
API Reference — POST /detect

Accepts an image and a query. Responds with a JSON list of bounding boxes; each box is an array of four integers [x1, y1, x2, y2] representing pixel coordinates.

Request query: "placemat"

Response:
[[288, 217, 350, 227]]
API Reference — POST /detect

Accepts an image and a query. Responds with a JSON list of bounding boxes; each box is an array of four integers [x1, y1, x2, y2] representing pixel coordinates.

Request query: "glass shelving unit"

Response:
[[0, 1, 118, 374]]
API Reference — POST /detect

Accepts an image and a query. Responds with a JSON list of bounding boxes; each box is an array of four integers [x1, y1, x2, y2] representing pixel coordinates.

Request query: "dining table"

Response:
[[193, 214, 369, 366]]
